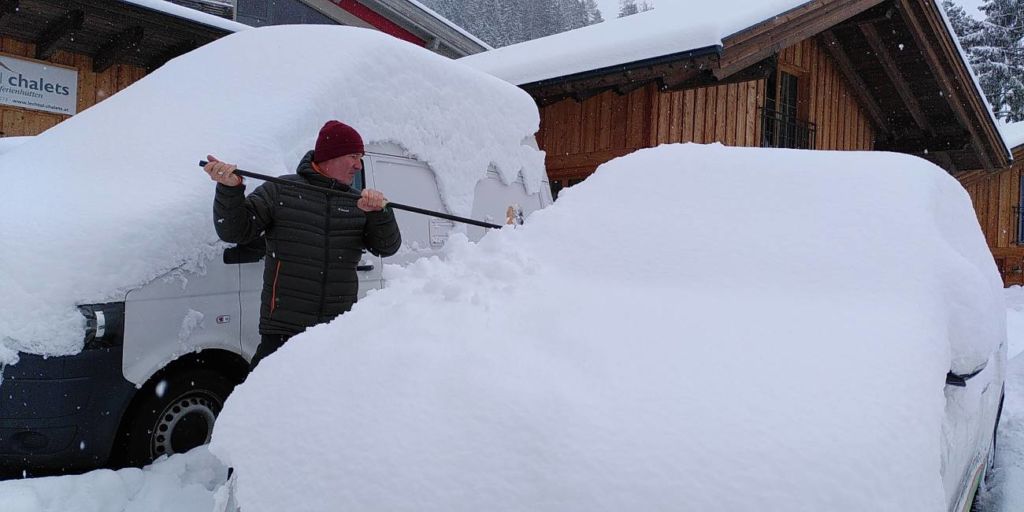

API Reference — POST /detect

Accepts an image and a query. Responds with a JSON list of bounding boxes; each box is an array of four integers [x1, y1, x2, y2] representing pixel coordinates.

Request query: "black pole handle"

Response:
[[200, 160, 503, 230]]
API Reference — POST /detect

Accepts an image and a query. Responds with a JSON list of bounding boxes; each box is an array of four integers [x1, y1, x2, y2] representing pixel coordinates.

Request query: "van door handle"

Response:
[[357, 264, 375, 272]]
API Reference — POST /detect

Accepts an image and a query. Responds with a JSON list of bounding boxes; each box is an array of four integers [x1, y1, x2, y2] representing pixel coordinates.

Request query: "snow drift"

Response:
[[0, 26, 545, 364], [210, 144, 1005, 511]]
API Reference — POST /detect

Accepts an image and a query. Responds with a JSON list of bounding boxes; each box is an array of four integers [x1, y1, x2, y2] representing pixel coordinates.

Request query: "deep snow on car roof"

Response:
[[211, 143, 1005, 511], [0, 25, 545, 364]]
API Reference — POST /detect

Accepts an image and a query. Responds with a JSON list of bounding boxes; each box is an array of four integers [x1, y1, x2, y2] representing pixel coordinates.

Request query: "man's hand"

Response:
[[358, 189, 387, 212], [204, 155, 243, 187]]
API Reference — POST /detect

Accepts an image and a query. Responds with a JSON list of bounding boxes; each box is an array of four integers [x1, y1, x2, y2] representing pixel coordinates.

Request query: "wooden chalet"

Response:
[[502, 0, 1007, 187], [462, 0, 1021, 283]]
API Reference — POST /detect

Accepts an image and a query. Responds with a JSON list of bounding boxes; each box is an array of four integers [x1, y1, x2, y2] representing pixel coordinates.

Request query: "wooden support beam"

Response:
[[0, 0, 18, 23], [35, 9, 84, 61], [818, 30, 890, 136], [716, 0, 886, 80], [614, 79, 654, 96], [145, 40, 197, 72], [93, 26, 145, 73], [894, 0, 995, 171], [859, 22, 933, 135], [571, 86, 612, 103], [913, 150, 957, 174], [658, 68, 706, 91]]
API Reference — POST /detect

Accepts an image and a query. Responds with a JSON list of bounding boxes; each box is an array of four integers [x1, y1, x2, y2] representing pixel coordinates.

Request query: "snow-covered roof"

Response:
[[123, 0, 251, 32], [458, 1, 810, 85], [211, 143, 1004, 511], [0, 25, 544, 364], [405, 0, 493, 51], [1002, 121, 1024, 151]]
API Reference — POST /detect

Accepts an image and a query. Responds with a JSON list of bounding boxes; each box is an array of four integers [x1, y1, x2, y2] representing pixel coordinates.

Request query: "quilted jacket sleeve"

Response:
[[213, 182, 276, 244]]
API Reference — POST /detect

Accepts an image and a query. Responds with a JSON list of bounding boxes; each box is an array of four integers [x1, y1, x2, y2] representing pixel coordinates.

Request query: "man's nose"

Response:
[[355, 159, 363, 170]]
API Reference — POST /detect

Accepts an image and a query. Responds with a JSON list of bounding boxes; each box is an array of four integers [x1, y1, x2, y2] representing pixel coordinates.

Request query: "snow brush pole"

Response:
[[199, 160, 503, 230]]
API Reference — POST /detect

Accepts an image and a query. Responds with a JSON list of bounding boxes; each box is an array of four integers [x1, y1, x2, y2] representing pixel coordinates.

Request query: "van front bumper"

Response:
[[0, 347, 136, 474]]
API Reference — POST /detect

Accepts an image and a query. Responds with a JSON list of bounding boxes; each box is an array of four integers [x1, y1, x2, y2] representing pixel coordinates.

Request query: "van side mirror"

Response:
[[224, 237, 265, 264], [945, 361, 987, 387]]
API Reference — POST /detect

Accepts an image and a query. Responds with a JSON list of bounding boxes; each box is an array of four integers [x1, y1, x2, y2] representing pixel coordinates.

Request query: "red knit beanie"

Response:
[[314, 120, 364, 163]]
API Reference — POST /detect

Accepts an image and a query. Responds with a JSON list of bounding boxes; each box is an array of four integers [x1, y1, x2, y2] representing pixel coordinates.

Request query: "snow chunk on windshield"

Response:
[[210, 144, 1004, 511], [0, 25, 544, 363]]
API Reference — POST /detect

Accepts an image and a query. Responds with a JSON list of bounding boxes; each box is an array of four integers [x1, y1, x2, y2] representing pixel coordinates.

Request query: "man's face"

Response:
[[318, 153, 363, 185]]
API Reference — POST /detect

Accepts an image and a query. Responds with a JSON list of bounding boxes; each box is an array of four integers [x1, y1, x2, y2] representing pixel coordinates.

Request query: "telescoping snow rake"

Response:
[[199, 160, 503, 230]]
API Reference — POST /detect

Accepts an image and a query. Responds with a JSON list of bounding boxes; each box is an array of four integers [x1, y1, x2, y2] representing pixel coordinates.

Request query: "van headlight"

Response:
[[78, 303, 125, 349]]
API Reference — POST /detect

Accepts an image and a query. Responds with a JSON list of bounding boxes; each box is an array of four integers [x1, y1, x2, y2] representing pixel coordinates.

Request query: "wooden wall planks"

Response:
[[539, 36, 877, 181]]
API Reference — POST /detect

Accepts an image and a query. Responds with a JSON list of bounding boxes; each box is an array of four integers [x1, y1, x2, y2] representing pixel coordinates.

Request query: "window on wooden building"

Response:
[[550, 177, 586, 200], [761, 70, 815, 150], [1017, 175, 1024, 245]]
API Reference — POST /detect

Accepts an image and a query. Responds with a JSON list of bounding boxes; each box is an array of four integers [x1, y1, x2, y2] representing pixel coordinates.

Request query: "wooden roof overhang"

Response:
[[0, 0, 233, 72], [521, 0, 1010, 173]]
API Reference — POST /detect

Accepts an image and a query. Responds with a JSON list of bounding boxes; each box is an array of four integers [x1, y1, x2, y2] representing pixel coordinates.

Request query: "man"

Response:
[[204, 120, 401, 369]]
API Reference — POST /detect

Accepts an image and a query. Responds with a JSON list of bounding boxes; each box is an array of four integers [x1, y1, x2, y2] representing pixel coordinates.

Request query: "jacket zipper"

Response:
[[318, 188, 331, 322], [270, 260, 282, 315]]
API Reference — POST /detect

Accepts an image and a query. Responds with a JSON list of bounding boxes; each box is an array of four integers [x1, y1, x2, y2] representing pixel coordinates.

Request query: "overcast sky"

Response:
[[954, 0, 985, 17]]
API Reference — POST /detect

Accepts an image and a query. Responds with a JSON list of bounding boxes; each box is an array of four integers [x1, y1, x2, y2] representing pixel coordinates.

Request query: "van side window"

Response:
[[353, 161, 365, 190]]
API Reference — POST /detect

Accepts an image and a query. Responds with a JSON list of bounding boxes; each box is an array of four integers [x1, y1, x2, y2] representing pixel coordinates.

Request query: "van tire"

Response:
[[111, 368, 235, 467]]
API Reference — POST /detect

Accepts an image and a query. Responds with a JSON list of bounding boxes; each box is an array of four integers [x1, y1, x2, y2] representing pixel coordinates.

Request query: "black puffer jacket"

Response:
[[213, 151, 401, 336]]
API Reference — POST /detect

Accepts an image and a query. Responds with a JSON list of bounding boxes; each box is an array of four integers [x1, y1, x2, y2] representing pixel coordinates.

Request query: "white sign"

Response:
[[429, 218, 455, 249], [0, 54, 78, 115]]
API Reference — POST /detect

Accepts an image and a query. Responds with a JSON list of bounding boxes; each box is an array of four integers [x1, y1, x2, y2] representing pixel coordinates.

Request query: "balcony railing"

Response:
[[760, 108, 816, 150]]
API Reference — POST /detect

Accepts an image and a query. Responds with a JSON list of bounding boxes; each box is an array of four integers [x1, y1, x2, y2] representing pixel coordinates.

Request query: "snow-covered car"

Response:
[[0, 26, 549, 473], [210, 144, 1005, 512]]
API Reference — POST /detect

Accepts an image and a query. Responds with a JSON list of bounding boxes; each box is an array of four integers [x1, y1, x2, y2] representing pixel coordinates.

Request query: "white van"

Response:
[[0, 26, 551, 473], [0, 141, 550, 472]]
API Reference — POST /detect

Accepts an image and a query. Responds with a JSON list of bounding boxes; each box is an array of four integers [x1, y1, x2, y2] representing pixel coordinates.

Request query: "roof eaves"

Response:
[[520, 45, 723, 91]]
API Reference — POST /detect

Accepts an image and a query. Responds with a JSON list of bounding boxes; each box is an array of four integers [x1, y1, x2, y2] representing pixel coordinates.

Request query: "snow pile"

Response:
[[0, 25, 544, 363], [210, 144, 1004, 511], [976, 283, 1024, 512], [1005, 286, 1024, 359], [0, 447, 227, 512], [458, 0, 810, 85], [0, 136, 31, 156]]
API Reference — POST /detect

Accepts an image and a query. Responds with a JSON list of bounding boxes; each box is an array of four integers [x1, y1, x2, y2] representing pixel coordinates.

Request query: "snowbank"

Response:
[[0, 25, 544, 363], [1005, 286, 1024, 358], [0, 447, 227, 512], [210, 144, 1004, 511]]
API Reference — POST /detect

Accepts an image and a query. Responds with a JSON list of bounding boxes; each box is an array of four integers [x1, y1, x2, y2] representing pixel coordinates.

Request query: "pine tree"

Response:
[[419, 0, 606, 48], [583, 0, 604, 24], [943, 0, 984, 47], [618, 0, 639, 17], [975, 0, 1024, 121]]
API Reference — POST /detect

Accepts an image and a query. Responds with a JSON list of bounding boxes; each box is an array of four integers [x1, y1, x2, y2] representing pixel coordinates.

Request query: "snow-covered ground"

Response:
[[976, 286, 1024, 511], [0, 447, 229, 512], [5, 288, 1024, 512]]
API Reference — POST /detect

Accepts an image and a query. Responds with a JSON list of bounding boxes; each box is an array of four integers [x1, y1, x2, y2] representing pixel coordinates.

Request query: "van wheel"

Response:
[[112, 368, 235, 467]]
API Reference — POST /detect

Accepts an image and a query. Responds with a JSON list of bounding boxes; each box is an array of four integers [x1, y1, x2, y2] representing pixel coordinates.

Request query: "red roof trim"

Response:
[[331, 0, 426, 46]]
